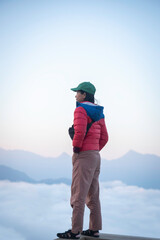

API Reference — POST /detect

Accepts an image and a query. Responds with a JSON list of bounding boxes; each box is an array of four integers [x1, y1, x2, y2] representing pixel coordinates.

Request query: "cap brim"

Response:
[[71, 88, 78, 92]]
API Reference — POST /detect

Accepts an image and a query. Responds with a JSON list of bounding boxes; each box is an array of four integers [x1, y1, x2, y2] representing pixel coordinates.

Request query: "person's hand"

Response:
[[73, 147, 80, 153]]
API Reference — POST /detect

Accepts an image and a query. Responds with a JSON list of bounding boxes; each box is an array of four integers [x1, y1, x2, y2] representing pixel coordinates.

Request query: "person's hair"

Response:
[[79, 90, 95, 103]]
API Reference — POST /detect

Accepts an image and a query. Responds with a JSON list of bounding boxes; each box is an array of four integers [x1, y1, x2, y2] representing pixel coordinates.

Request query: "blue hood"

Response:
[[76, 101, 104, 122]]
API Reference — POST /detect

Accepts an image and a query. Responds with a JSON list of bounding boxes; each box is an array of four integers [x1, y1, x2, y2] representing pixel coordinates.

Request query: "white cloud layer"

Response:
[[0, 181, 160, 240]]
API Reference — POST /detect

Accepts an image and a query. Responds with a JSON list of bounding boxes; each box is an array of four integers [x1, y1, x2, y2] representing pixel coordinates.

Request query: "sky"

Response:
[[0, 180, 160, 240], [0, 0, 160, 160]]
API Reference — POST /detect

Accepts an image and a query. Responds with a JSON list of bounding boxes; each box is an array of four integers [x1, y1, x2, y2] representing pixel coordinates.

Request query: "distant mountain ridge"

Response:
[[0, 165, 35, 183], [0, 165, 71, 185], [0, 148, 71, 180], [100, 150, 160, 189], [0, 148, 160, 189]]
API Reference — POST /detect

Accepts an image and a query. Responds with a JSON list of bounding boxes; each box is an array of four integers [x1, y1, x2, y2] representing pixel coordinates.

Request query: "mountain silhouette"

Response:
[[0, 148, 160, 189], [0, 165, 71, 185], [100, 150, 160, 189], [0, 165, 35, 183]]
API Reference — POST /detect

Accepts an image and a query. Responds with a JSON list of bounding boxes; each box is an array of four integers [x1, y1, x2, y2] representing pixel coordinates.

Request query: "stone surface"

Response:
[[55, 233, 160, 240]]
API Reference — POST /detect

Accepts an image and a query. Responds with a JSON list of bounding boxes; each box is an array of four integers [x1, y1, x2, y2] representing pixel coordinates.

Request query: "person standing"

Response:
[[57, 82, 109, 239]]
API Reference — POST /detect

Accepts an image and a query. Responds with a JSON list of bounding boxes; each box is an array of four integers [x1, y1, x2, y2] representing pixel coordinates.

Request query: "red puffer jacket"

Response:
[[72, 101, 108, 152]]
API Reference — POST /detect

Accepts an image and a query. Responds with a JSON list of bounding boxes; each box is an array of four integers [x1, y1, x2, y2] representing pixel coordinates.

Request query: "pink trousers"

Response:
[[70, 150, 102, 233]]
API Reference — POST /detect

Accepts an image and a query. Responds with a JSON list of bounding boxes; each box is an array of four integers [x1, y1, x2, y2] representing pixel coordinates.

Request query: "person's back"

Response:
[[73, 101, 108, 152]]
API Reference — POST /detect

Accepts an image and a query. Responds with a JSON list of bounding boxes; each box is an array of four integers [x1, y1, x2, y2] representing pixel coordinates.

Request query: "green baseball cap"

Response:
[[71, 82, 96, 95]]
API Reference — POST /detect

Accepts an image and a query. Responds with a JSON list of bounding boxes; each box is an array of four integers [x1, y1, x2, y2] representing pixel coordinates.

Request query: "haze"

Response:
[[0, 0, 160, 159]]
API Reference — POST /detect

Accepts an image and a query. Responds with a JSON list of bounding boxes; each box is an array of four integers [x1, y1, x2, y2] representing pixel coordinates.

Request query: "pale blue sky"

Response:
[[0, 0, 160, 159]]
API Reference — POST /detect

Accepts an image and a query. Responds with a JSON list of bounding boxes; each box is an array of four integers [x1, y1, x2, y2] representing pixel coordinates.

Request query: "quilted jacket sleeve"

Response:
[[72, 106, 88, 148], [99, 119, 109, 151]]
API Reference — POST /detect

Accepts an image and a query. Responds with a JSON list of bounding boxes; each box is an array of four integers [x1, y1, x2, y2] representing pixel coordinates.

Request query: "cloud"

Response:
[[0, 225, 25, 240], [100, 181, 160, 237], [0, 181, 160, 240]]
